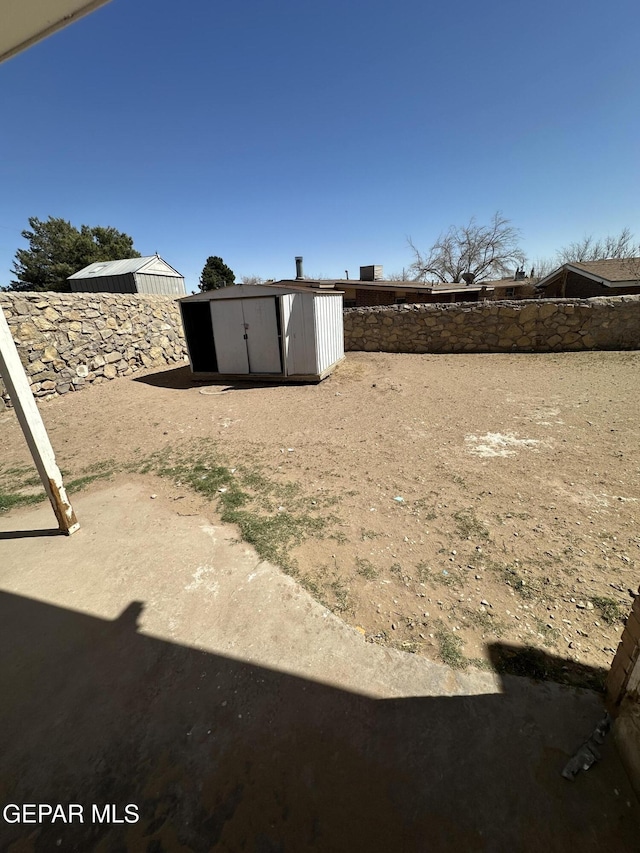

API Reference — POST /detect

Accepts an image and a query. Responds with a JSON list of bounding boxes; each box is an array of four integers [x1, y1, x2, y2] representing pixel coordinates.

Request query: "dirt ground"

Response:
[[1, 350, 639, 685]]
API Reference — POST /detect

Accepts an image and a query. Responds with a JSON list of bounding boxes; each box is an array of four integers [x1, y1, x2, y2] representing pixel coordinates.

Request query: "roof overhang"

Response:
[[339, 281, 493, 295], [257, 277, 508, 297], [428, 285, 495, 295], [536, 263, 618, 290], [269, 279, 495, 295], [0, 0, 112, 64]]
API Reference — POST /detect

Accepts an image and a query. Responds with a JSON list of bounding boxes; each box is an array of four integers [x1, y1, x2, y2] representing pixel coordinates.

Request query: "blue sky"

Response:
[[1, 0, 638, 292]]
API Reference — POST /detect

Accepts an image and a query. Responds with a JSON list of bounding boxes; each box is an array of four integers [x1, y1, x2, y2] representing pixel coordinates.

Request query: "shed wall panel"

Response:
[[314, 294, 344, 372], [135, 274, 185, 296], [70, 273, 136, 293], [283, 293, 316, 375]]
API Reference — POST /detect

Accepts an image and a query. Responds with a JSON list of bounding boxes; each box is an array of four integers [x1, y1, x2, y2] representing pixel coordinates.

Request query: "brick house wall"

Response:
[[355, 289, 395, 307], [492, 283, 537, 300], [566, 272, 640, 299]]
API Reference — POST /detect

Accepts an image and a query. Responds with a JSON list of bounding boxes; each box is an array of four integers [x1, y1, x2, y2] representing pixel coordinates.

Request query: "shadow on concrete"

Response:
[[0, 591, 637, 852], [0, 527, 63, 541]]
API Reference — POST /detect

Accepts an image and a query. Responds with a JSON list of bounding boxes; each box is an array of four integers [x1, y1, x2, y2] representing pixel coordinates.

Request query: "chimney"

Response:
[[295, 256, 304, 280], [360, 265, 383, 281]]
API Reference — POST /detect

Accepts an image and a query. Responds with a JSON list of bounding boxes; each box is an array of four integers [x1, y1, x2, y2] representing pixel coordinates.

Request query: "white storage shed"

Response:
[[179, 284, 344, 381]]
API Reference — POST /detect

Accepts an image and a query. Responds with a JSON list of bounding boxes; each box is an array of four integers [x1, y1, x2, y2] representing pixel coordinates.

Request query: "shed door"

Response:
[[210, 300, 249, 374], [210, 297, 282, 375], [242, 298, 282, 373]]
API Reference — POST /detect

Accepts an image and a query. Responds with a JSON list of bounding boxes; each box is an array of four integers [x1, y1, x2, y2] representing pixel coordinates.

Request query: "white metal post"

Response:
[[0, 306, 79, 534]]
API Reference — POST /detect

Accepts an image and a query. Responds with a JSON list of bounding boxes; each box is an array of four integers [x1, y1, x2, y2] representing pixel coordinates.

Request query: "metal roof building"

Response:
[[67, 255, 185, 295]]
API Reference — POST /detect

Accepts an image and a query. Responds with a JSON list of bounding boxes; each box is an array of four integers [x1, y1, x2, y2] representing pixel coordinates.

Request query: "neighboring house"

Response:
[[488, 277, 538, 301], [268, 262, 537, 307], [68, 255, 185, 295], [536, 258, 640, 299], [333, 277, 536, 306]]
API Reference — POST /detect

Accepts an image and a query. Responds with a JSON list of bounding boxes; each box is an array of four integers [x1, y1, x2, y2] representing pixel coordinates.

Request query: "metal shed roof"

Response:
[[180, 284, 344, 302], [68, 256, 182, 280]]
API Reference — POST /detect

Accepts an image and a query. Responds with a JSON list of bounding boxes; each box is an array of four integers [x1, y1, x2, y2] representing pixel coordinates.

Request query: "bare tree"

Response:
[[556, 227, 640, 263], [409, 212, 525, 283], [240, 275, 265, 285], [528, 256, 556, 282], [386, 269, 417, 281]]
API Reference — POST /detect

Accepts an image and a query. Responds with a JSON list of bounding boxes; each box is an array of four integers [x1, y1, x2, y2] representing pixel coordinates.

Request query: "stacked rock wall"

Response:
[[1, 292, 638, 407], [343, 296, 640, 353], [0, 291, 187, 406]]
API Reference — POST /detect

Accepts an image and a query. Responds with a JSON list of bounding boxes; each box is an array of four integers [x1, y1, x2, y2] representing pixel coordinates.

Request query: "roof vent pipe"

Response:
[[295, 256, 304, 280]]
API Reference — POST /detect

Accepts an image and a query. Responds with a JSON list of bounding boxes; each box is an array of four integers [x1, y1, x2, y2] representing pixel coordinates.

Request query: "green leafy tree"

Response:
[[9, 216, 140, 292], [199, 256, 235, 291]]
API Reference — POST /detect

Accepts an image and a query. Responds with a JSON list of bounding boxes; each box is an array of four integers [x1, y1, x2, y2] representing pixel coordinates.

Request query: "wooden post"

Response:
[[0, 306, 79, 534]]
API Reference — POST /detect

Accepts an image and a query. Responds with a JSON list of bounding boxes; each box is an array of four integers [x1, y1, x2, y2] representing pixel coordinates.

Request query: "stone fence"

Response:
[[0, 291, 187, 406], [343, 295, 640, 353], [1, 292, 638, 407]]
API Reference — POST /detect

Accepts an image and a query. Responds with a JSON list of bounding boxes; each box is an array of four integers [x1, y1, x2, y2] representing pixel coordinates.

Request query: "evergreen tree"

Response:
[[9, 216, 140, 292], [199, 256, 235, 291]]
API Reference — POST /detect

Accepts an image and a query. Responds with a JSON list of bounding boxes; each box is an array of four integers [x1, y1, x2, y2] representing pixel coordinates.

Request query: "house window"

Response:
[[505, 287, 515, 297]]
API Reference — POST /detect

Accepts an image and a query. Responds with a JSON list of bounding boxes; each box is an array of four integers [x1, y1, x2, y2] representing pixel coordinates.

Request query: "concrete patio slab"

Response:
[[0, 479, 638, 851]]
